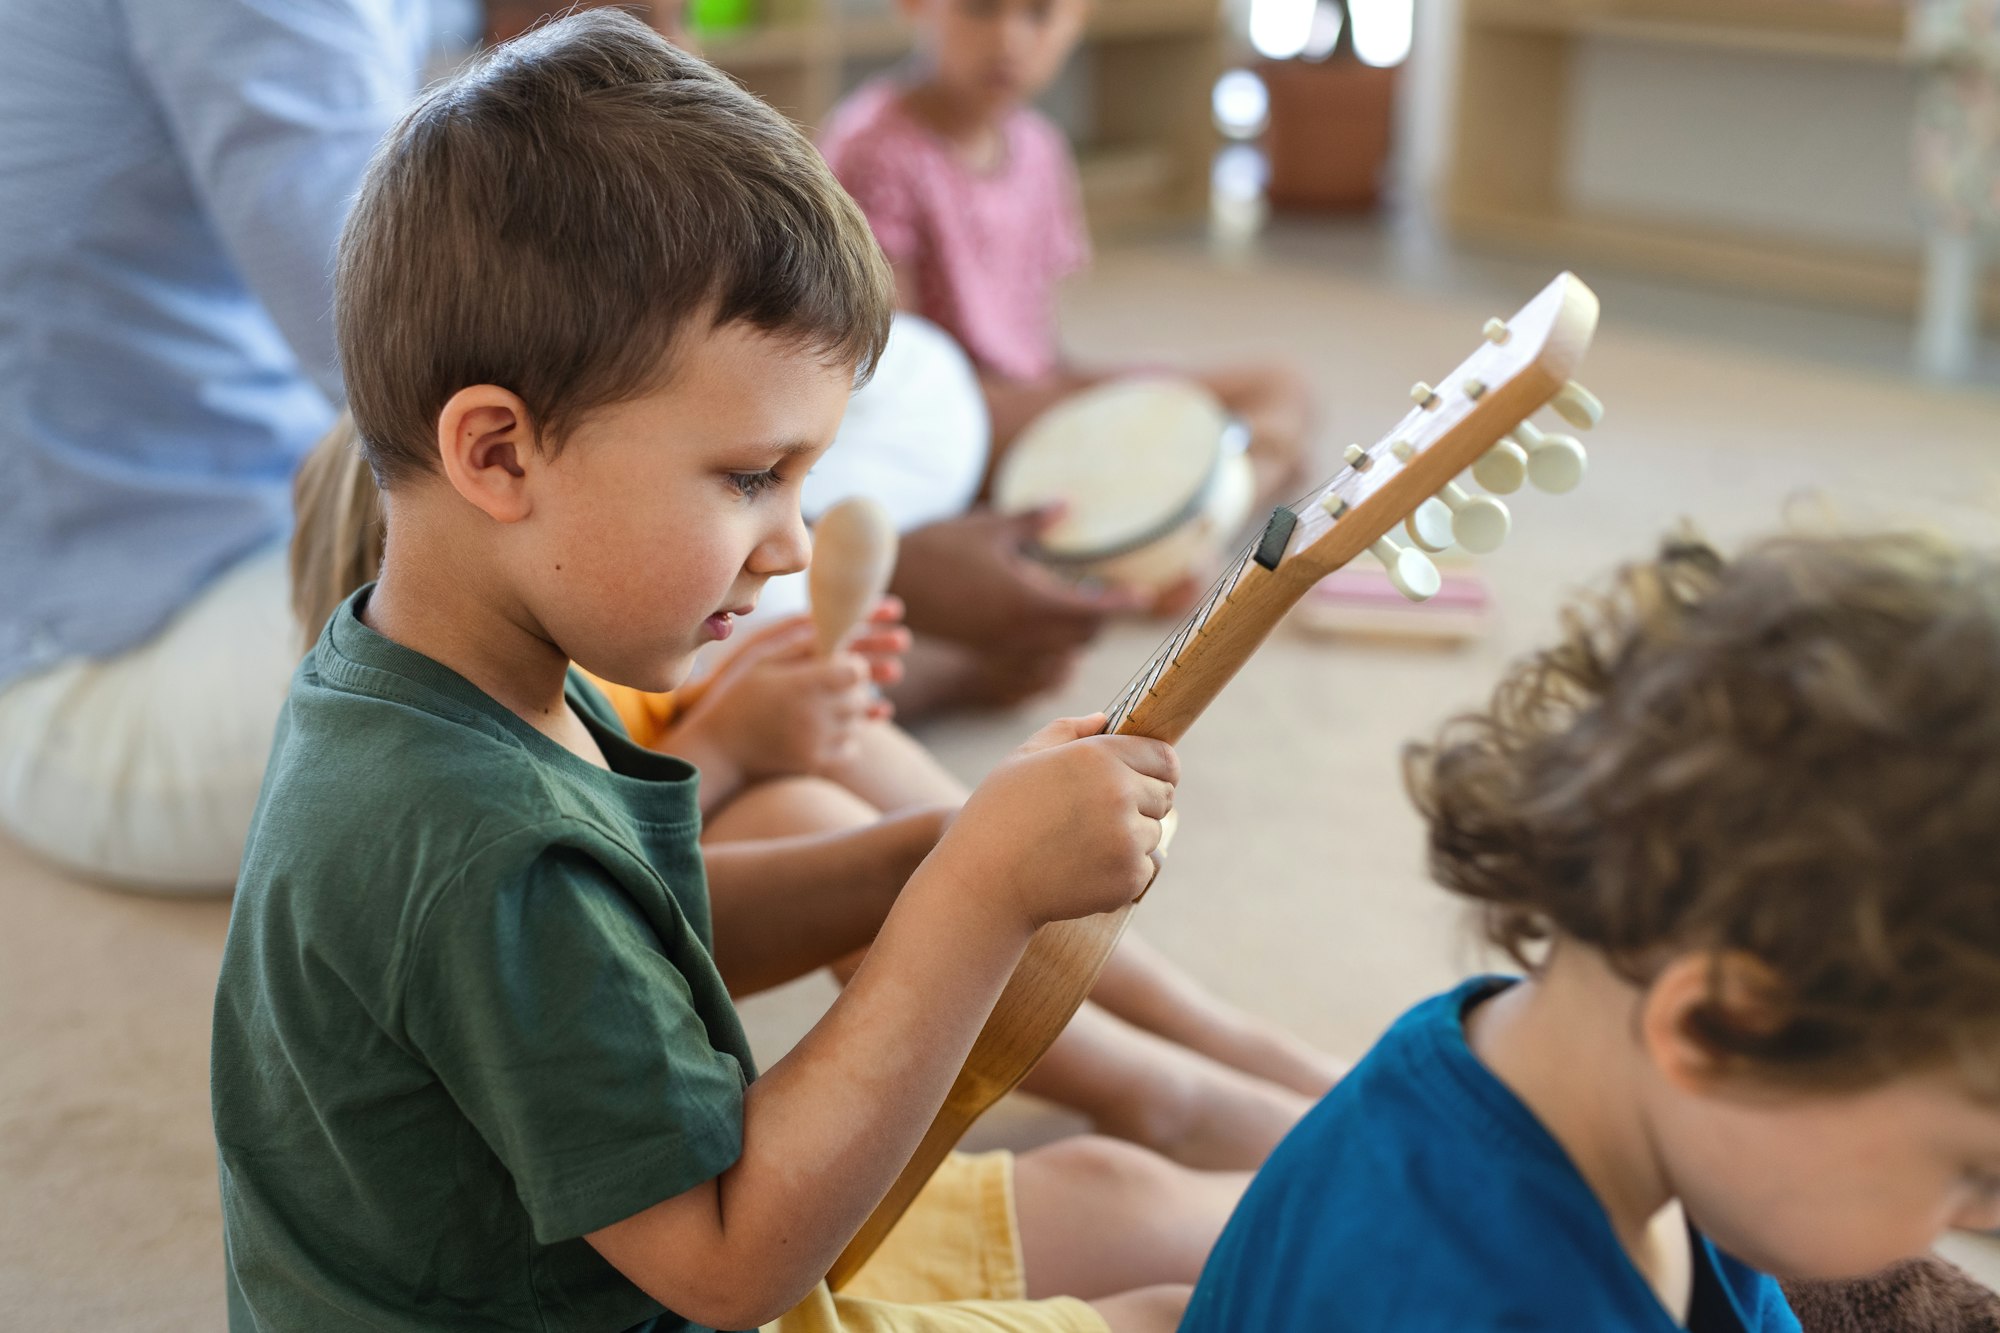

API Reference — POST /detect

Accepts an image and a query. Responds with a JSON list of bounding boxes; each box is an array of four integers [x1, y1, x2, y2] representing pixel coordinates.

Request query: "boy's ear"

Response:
[[1640, 951, 1789, 1094], [435, 385, 539, 525]]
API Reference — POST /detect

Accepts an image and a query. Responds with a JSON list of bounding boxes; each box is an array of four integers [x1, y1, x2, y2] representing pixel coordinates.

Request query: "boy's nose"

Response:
[[753, 508, 813, 579]]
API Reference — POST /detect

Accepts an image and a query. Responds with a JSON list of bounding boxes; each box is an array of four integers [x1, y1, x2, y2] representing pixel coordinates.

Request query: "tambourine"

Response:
[[993, 376, 1256, 592]]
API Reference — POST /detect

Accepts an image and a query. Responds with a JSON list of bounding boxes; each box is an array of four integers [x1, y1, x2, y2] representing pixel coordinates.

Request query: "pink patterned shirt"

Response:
[[819, 81, 1091, 382]]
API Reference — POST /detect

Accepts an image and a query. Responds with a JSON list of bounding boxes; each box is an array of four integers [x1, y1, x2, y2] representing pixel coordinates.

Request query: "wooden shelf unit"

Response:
[[1441, 0, 2000, 316], [699, 0, 1222, 232]]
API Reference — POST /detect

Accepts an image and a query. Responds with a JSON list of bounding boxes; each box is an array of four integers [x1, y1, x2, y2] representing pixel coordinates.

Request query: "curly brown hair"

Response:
[[1407, 530, 2000, 1093]]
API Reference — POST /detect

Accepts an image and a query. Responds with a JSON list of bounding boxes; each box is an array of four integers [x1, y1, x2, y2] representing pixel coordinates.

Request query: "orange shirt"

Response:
[[582, 675, 678, 751]]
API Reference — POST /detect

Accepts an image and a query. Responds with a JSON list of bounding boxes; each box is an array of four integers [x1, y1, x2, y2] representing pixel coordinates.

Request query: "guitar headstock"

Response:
[[1270, 271, 1601, 596]]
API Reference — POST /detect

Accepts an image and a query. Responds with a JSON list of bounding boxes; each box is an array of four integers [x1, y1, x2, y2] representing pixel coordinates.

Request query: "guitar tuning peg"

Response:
[[1437, 483, 1511, 554], [1369, 534, 1442, 603], [1511, 421, 1589, 494], [1550, 380, 1603, 430], [1405, 498, 1454, 553], [1472, 439, 1528, 495], [1483, 317, 1511, 345]]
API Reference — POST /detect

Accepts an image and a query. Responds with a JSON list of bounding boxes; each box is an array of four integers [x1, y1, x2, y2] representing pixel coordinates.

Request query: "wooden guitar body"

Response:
[[829, 272, 1602, 1288]]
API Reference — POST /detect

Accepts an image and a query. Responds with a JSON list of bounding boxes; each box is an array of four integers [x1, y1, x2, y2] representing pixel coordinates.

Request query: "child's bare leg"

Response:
[[1086, 1286, 1192, 1333], [1015, 1136, 1247, 1298], [822, 717, 968, 812], [703, 772, 883, 842], [735, 726, 1328, 1164], [1192, 363, 1315, 502], [1024, 1001, 1310, 1170], [1087, 934, 1345, 1099]]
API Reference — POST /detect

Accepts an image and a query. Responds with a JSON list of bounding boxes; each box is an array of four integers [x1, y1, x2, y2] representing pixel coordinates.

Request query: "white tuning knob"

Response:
[[1405, 498, 1454, 553], [1438, 482, 1511, 554], [1483, 317, 1511, 345], [1369, 535, 1442, 603], [1472, 439, 1528, 495], [1550, 380, 1603, 430], [1511, 421, 1588, 494]]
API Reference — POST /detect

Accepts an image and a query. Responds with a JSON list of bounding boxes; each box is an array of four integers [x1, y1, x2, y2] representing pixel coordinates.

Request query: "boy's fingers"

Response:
[[1129, 774, 1175, 821], [1098, 735, 1180, 786], [867, 594, 906, 623], [1018, 713, 1108, 754]]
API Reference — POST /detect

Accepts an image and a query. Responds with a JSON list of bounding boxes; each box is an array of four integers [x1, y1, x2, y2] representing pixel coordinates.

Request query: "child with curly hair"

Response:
[[1182, 531, 2000, 1331]]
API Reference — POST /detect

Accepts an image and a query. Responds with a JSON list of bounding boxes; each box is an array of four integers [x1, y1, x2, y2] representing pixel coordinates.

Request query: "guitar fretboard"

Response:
[[1102, 533, 1263, 734]]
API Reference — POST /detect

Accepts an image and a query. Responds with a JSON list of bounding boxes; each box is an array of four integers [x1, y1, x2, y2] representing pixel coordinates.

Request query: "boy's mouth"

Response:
[[702, 603, 755, 642]]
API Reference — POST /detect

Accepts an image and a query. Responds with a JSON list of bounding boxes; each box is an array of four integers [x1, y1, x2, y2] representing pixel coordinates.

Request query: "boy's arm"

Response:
[[585, 717, 1176, 1328], [702, 805, 949, 996]]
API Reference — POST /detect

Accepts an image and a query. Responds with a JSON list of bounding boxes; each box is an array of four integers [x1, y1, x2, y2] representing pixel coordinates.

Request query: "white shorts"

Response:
[[0, 545, 296, 894]]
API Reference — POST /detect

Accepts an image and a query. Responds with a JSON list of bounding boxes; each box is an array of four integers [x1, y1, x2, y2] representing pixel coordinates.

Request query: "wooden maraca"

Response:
[[808, 497, 899, 657]]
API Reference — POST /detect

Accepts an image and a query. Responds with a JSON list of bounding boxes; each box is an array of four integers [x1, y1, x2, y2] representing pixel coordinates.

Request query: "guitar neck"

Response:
[[1105, 511, 1319, 744]]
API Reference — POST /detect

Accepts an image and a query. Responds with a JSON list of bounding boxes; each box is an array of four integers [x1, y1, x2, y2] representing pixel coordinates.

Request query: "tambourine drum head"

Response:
[[996, 377, 1232, 563]]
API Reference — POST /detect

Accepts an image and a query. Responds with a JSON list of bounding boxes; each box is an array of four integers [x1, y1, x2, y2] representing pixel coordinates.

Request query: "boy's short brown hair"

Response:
[[1407, 531, 2000, 1093], [337, 8, 893, 485]]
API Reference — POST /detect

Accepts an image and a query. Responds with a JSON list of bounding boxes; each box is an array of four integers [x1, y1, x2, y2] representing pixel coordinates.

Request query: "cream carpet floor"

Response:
[[5, 222, 1998, 1329]]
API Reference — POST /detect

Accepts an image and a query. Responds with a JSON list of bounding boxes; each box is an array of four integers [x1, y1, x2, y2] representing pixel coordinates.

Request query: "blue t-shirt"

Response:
[[1180, 978, 1802, 1333]]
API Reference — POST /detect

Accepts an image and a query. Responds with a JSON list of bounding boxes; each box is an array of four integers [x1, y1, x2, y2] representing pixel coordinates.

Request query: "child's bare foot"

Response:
[[1092, 1034, 1313, 1171], [1086, 935, 1349, 1100], [1026, 1007, 1310, 1171], [1188, 1012, 1348, 1101]]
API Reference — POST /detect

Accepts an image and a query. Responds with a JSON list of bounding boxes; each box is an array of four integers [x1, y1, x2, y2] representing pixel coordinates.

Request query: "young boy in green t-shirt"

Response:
[[211, 13, 1236, 1332]]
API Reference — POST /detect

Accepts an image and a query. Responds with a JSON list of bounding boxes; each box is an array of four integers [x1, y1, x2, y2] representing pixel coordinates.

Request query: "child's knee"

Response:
[[705, 774, 881, 841], [1087, 1282, 1192, 1333], [1024, 1134, 1187, 1210]]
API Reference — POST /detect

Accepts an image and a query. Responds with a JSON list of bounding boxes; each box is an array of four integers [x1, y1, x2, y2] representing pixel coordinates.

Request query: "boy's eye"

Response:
[[727, 468, 783, 498], [1963, 1167, 2000, 1199]]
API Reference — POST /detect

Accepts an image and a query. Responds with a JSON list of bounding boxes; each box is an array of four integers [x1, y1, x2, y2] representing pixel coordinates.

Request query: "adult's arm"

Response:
[[123, 0, 430, 398]]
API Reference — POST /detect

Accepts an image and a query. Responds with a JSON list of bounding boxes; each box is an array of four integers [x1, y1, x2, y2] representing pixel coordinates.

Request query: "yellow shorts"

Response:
[[764, 1151, 1107, 1333]]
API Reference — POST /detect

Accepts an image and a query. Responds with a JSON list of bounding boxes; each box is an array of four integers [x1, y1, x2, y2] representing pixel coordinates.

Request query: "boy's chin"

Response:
[[578, 651, 695, 697]]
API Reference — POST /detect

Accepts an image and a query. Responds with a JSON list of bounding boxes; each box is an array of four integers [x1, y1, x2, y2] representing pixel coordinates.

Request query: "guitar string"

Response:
[[1103, 472, 1353, 732]]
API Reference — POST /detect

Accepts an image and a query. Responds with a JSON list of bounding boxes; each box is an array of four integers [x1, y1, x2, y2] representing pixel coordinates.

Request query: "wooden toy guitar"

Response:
[[828, 271, 1604, 1288]]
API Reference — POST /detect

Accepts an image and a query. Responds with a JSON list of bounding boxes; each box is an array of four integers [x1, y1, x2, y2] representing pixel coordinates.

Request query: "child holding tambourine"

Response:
[[816, 0, 1313, 505]]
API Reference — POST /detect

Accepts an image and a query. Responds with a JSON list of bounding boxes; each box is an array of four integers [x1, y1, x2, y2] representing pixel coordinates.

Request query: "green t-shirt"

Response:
[[213, 589, 756, 1332]]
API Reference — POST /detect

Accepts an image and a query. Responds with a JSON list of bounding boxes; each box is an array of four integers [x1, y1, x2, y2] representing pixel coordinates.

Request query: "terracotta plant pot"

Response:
[[1258, 57, 1398, 213]]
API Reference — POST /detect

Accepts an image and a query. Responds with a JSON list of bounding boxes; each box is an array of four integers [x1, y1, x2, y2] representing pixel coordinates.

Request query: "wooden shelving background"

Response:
[[699, 0, 1223, 233], [1443, 0, 2000, 316]]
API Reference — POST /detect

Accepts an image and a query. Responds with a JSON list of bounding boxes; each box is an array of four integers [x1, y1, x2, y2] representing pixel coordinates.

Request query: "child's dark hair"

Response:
[[1407, 530, 2000, 1093], [336, 8, 893, 486]]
